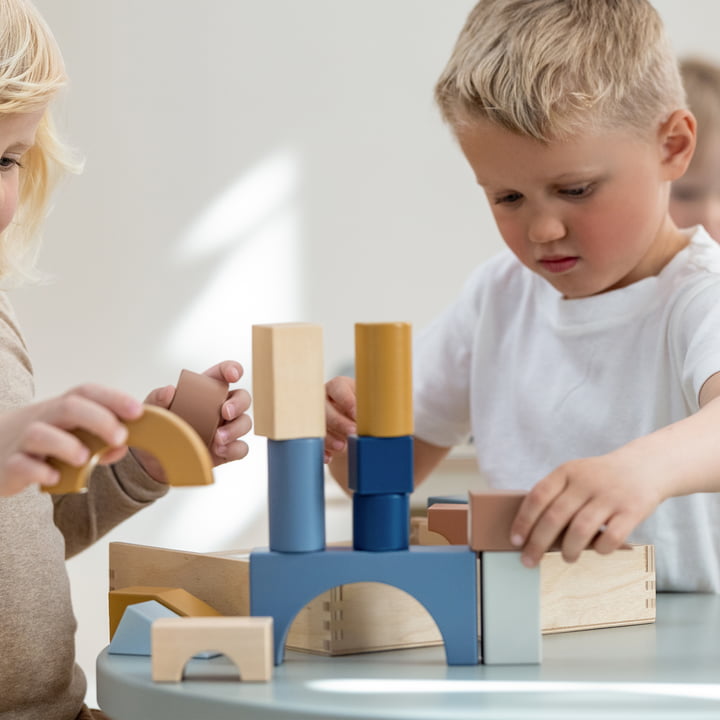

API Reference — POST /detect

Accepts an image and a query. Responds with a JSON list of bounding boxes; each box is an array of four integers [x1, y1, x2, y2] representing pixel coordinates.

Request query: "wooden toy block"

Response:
[[427, 503, 469, 545], [355, 322, 413, 437], [46, 404, 213, 494], [268, 438, 325, 552], [250, 545, 479, 665], [410, 516, 451, 546], [348, 435, 414, 495], [151, 616, 273, 683], [109, 540, 655, 657], [426, 494, 468, 506], [469, 490, 527, 551], [353, 493, 409, 551], [480, 551, 541, 664], [168, 368, 228, 449], [252, 323, 325, 440], [109, 600, 180, 656], [109, 586, 221, 640]]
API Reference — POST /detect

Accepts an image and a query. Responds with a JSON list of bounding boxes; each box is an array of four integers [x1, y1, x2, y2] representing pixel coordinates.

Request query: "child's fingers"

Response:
[[591, 512, 634, 555], [201, 360, 243, 385], [20, 421, 90, 468], [213, 439, 249, 463], [2, 453, 59, 496], [65, 383, 143, 422], [560, 499, 613, 562], [143, 385, 175, 409], [222, 389, 251, 421], [215, 414, 253, 447], [326, 376, 357, 419], [42, 392, 134, 449]]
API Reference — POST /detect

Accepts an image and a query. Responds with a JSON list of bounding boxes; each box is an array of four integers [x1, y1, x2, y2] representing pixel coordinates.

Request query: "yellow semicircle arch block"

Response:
[[45, 404, 214, 494]]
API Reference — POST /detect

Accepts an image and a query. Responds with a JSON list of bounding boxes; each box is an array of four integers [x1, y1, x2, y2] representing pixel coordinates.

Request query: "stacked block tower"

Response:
[[350, 323, 414, 551], [250, 322, 479, 666]]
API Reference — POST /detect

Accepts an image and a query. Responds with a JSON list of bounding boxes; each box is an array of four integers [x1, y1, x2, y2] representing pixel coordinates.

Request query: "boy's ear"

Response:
[[658, 109, 696, 181]]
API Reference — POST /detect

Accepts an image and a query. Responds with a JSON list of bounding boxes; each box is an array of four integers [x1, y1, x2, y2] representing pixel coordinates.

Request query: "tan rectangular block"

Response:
[[427, 504, 469, 545], [469, 490, 525, 551], [252, 323, 325, 439]]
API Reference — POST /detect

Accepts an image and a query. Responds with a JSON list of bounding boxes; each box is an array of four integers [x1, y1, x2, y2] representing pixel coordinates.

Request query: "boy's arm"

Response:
[[512, 371, 720, 567]]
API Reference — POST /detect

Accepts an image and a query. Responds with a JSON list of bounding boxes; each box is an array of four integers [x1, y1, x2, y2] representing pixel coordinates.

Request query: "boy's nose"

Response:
[[527, 214, 566, 244]]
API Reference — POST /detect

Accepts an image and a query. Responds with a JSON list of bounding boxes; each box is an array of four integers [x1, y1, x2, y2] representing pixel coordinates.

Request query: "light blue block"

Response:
[[480, 551, 541, 664], [348, 435, 414, 495], [353, 492, 409, 551], [109, 601, 218, 659], [250, 545, 478, 666], [268, 438, 325, 552]]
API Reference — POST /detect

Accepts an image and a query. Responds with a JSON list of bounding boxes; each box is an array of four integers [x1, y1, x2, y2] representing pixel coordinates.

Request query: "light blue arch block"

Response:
[[249, 545, 478, 665], [268, 438, 325, 553]]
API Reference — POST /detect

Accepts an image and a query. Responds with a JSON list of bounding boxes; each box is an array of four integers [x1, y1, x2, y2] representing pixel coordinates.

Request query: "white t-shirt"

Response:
[[414, 226, 720, 591]]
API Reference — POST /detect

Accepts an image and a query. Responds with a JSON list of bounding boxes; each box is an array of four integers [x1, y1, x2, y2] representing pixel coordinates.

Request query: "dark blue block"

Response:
[[348, 435, 413, 495], [250, 545, 479, 666], [268, 438, 325, 553], [353, 492, 409, 551], [427, 494, 468, 508]]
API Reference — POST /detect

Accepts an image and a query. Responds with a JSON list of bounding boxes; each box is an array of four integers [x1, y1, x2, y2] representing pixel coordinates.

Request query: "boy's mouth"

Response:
[[538, 256, 579, 273]]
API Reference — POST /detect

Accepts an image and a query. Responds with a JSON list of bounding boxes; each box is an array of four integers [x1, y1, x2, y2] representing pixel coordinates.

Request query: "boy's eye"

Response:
[[560, 184, 592, 198], [494, 191, 523, 205]]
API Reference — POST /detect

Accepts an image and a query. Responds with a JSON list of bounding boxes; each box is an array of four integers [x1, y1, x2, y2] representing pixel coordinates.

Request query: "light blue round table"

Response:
[[97, 593, 720, 720]]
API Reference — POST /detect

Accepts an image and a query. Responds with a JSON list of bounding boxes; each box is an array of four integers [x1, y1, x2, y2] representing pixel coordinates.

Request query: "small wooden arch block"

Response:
[[45, 404, 213, 494], [151, 616, 273, 683]]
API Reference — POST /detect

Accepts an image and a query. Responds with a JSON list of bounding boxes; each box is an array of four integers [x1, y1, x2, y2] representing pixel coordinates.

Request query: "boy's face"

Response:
[[670, 131, 720, 242], [456, 119, 688, 298]]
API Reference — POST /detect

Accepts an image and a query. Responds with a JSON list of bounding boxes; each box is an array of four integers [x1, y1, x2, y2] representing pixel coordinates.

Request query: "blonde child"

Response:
[[670, 57, 720, 240], [0, 1, 252, 717], [326, 0, 720, 593]]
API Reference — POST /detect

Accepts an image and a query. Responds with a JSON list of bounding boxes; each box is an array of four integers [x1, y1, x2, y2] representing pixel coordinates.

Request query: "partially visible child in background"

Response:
[[670, 58, 720, 240], [0, 1, 252, 718]]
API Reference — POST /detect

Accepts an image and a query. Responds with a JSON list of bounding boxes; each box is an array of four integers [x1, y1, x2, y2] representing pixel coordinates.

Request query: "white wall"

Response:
[[14, 0, 720, 707]]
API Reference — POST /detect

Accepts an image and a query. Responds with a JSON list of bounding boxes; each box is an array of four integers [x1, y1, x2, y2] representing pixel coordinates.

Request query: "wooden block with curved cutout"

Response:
[[109, 585, 222, 640], [45, 404, 213, 494], [168, 368, 228, 449], [151, 616, 273, 683]]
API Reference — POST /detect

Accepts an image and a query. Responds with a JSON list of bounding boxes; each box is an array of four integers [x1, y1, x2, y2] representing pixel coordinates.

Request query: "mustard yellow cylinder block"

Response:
[[355, 322, 413, 437]]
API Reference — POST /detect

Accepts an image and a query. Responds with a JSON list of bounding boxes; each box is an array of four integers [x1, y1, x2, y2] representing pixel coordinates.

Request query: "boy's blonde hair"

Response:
[[435, 0, 686, 142], [0, 0, 79, 285], [680, 57, 720, 156]]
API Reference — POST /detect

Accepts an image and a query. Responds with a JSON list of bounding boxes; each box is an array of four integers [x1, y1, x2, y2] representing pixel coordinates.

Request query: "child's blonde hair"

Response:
[[435, 0, 686, 142], [680, 57, 720, 156], [0, 0, 79, 285]]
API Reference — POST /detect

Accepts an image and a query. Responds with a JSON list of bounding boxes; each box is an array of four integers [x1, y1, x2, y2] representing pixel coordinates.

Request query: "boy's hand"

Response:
[[324, 376, 357, 463], [138, 361, 252, 482], [0, 385, 143, 497], [510, 448, 665, 567]]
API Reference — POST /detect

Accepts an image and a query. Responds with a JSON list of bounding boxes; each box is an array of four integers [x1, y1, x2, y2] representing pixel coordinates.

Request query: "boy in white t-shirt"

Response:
[[324, 0, 720, 592]]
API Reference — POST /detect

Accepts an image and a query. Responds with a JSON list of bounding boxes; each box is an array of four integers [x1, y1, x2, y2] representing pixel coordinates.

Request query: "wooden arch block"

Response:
[[46, 404, 213, 494], [151, 616, 273, 683]]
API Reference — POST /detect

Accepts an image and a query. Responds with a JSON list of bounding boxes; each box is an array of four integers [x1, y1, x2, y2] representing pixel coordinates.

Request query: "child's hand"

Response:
[[0, 385, 143, 497], [138, 361, 252, 482], [510, 448, 666, 567], [324, 376, 356, 463]]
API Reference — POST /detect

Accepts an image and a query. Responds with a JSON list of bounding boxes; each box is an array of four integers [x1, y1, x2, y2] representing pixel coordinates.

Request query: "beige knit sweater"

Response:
[[0, 291, 169, 720]]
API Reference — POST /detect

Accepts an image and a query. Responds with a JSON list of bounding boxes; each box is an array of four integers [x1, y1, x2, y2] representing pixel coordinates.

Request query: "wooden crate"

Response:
[[109, 538, 655, 656]]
